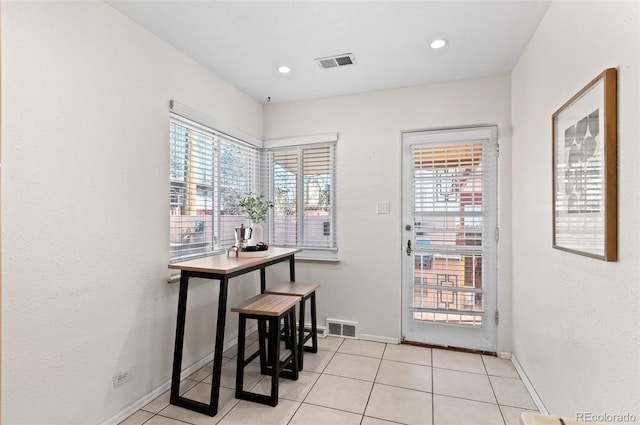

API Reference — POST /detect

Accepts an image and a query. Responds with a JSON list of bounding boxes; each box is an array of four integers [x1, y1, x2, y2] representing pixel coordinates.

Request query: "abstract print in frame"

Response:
[[552, 68, 617, 261]]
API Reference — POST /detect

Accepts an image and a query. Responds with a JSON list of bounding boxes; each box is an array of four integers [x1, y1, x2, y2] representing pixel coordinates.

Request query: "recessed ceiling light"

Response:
[[278, 65, 291, 74], [430, 39, 447, 49]]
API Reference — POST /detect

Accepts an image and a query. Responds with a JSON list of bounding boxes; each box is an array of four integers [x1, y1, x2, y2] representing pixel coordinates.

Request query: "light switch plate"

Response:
[[376, 201, 390, 214]]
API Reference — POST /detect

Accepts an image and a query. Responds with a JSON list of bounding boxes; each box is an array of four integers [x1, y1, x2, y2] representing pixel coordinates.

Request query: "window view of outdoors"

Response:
[[272, 146, 334, 248], [170, 120, 257, 260], [412, 143, 485, 327]]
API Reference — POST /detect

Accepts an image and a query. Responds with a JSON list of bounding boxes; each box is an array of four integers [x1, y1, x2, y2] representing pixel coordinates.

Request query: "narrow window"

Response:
[[264, 141, 337, 259]]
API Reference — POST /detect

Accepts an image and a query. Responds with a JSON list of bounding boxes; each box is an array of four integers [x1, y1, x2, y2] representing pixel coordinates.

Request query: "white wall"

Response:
[[2, 2, 262, 424], [263, 75, 513, 352], [511, 0, 640, 417]]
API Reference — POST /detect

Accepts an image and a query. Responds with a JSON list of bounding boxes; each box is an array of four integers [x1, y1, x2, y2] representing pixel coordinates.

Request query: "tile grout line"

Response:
[[432, 367, 505, 407], [239, 338, 302, 424], [434, 392, 510, 407], [136, 412, 157, 425], [130, 339, 348, 425], [360, 341, 387, 422], [132, 340, 541, 425], [154, 411, 196, 425], [483, 355, 507, 425], [288, 338, 345, 423], [431, 347, 435, 425]]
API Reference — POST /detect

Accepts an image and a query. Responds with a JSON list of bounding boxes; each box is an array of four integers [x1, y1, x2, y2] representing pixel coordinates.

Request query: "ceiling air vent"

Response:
[[315, 53, 357, 69]]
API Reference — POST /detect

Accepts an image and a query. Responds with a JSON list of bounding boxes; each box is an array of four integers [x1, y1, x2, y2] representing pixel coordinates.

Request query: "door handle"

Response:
[[406, 240, 412, 256]]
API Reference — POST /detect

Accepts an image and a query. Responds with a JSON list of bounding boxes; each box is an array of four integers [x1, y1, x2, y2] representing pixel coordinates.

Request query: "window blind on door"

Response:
[[411, 139, 496, 327]]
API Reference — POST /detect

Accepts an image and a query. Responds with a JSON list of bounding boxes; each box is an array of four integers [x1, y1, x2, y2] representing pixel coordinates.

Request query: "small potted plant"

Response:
[[238, 193, 271, 245]]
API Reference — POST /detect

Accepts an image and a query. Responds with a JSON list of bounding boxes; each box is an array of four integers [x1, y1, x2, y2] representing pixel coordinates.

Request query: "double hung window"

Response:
[[169, 103, 337, 261], [170, 114, 259, 261], [263, 140, 337, 259]]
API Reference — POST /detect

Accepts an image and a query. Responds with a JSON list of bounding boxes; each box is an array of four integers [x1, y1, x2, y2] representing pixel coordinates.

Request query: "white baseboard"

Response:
[[298, 323, 327, 337], [312, 324, 328, 337], [358, 333, 400, 344], [104, 326, 397, 424], [101, 325, 257, 425], [511, 353, 549, 414], [102, 379, 171, 425]]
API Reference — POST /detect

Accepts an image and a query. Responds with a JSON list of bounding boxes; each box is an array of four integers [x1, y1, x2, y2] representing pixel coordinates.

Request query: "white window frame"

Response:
[[169, 101, 338, 262], [263, 134, 338, 261], [169, 101, 261, 262]]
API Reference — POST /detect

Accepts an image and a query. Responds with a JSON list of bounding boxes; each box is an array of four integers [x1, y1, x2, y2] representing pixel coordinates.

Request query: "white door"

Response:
[[401, 127, 498, 352]]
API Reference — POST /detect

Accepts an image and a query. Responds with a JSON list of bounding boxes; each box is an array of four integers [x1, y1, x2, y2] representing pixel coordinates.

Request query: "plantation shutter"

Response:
[[269, 149, 298, 246], [303, 146, 335, 247], [264, 142, 337, 252]]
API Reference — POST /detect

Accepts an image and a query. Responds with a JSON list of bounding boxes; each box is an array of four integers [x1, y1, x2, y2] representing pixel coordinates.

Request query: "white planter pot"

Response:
[[248, 222, 263, 246]]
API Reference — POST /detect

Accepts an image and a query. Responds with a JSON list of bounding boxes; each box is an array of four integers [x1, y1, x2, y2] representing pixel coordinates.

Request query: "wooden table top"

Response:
[[168, 247, 301, 275]]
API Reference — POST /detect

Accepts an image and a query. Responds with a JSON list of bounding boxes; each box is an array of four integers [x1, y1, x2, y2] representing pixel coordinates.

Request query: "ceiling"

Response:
[[107, 0, 550, 104]]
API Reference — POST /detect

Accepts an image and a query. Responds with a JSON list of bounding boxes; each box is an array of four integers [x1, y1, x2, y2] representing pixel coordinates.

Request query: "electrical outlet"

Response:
[[113, 370, 131, 388]]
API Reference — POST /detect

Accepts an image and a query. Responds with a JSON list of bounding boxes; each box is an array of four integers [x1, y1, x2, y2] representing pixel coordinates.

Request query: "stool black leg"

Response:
[[298, 297, 306, 370], [301, 293, 318, 354], [268, 316, 280, 406], [288, 309, 299, 380], [257, 319, 268, 375], [234, 309, 299, 407], [283, 315, 291, 349], [309, 293, 318, 353]]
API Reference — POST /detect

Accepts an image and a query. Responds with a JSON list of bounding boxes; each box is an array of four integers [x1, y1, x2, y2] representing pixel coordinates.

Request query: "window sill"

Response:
[[292, 248, 339, 262], [296, 257, 341, 263]]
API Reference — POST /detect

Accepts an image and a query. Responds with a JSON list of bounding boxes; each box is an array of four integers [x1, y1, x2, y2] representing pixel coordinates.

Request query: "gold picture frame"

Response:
[[552, 68, 617, 261]]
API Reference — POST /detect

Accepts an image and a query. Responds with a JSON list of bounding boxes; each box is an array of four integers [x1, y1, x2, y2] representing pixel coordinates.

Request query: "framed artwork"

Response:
[[552, 68, 617, 261]]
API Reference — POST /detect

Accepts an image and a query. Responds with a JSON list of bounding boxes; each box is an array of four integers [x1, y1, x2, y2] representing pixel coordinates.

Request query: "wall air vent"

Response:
[[315, 53, 357, 69], [326, 318, 359, 338]]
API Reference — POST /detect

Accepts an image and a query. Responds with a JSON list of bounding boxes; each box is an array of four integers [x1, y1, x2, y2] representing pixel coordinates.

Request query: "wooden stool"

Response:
[[231, 293, 299, 406], [265, 281, 320, 370]]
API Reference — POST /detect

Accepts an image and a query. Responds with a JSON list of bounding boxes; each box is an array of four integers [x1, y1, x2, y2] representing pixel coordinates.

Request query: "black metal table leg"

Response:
[[260, 268, 266, 293], [289, 255, 295, 282], [235, 313, 247, 399], [208, 275, 229, 415], [170, 273, 190, 404], [269, 316, 280, 406], [298, 294, 306, 369]]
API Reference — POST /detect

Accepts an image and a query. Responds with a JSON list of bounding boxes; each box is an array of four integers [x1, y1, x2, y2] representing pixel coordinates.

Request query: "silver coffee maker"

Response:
[[233, 224, 252, 251]]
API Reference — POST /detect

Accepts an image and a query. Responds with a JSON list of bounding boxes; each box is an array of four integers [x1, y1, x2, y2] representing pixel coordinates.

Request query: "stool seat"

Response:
[[232, 293, 299, 407], [266, 282, 320, 298], [231, 293, 300, 316], [265, 281, 320, 371]]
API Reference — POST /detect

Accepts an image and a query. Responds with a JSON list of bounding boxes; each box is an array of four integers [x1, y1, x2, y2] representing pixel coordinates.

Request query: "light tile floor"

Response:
[[120, 336, 538, 425]]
